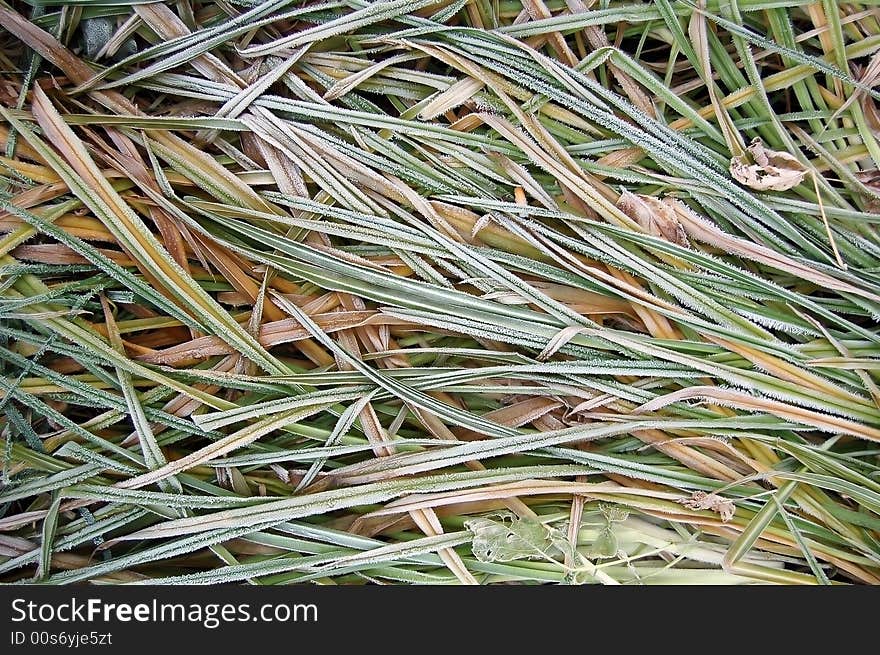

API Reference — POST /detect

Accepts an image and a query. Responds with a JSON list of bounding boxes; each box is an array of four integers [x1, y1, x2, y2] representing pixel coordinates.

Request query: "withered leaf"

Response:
[[617, 190, 689, 246], [678, 491, 735, 522], [855, 170, 880, 188], [855, 169, 880, 214], [729, 138, 807, 191]]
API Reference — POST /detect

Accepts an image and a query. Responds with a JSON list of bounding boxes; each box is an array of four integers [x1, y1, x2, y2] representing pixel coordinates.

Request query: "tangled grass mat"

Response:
[[1, 0, 880, 585]]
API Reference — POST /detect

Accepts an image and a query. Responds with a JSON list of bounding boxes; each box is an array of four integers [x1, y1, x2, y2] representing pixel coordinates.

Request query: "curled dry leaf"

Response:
[[855, 169, 880, 213], [616, 190, 689, 246], [856, 170, 880, 188], [678, 491, 735, 522], [729, 138, 807, 191], [864, 95, 880, 135]]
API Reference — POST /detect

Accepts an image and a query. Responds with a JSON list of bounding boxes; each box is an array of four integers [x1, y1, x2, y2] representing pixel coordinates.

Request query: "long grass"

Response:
[[1, 0, 879, 585]]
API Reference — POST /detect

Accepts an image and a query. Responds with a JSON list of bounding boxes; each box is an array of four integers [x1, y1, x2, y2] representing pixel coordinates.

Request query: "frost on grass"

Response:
[[1, 0, 878, 587]]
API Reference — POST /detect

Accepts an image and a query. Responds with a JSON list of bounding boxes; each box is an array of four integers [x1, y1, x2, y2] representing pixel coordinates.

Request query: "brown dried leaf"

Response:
[[856, 170, 880, 188], [864, 96, 880, 136], [857, 169, 880, 214], [616, 191, 689, 246], [729, 138, 807, 191]]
